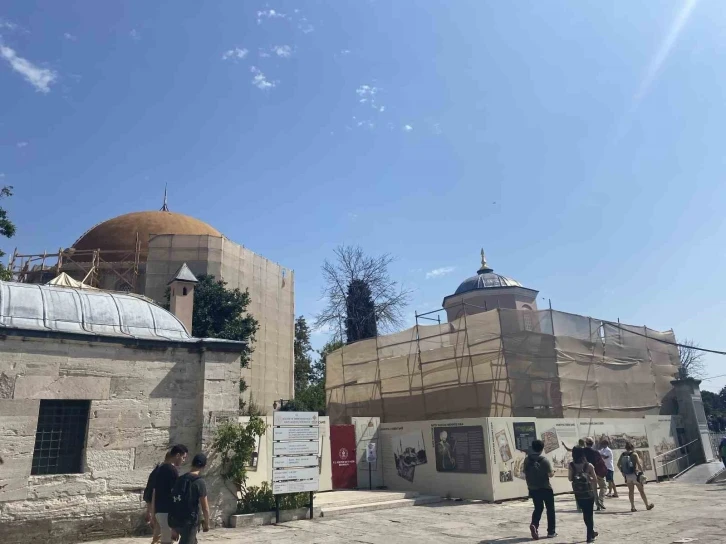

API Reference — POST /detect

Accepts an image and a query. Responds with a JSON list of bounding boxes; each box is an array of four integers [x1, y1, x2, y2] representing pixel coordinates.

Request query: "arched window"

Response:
[[183, 287, 188, 296]]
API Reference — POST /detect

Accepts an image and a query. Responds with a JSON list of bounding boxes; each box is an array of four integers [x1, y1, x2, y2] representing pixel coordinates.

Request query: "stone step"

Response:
[[315, 490, 420, 508], [320, 495, 443, 518]]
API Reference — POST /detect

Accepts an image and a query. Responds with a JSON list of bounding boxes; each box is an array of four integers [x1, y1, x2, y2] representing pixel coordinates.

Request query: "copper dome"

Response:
[[73, 211, 222, 254]]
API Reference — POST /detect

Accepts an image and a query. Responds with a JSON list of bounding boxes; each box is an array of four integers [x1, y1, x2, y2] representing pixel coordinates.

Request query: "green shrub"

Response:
[[237, 482, 313, 514]]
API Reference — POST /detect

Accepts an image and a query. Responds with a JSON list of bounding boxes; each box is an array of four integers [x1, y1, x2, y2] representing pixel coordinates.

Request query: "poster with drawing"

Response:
[[392, 431, 427, 482], [496, 430, 512, 463], [541, 427, 559, 454], [538, 420, 579, 477], [433, 426, 487, 474]]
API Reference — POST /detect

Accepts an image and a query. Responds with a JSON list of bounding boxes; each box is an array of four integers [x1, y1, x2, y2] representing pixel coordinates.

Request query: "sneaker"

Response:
[[586, 531, 599, 542], [530, 523, 539, 540], [546, 533, 557, 538], [647, 503, 655, 511], [612, 494, 619, 498]]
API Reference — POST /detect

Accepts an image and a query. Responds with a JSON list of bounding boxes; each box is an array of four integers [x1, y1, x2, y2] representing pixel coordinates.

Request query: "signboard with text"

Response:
[[272, 411, 320, 495]]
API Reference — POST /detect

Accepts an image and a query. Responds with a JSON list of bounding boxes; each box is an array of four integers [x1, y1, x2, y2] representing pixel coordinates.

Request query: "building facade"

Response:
[[11, 208, 294, 411], [0, 281, 242, 543]]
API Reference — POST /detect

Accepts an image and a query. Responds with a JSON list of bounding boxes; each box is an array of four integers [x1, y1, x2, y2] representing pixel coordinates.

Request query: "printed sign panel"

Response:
[[366, 442, 377, 463], [433, 426, 487, 474], [274, 412, 319, 427], [274, 426, 320, 441], [272, 467, 319, 482], [273, 440, 319, 456], [273, 455, 319, 469], [513, 422, 537, 452], [273, 478, 319, 494]]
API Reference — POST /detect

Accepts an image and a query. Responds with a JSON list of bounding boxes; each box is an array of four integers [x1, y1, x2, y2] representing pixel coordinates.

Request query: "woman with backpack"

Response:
[[618, 442, 654, 513], [568, 446, 598, 543]]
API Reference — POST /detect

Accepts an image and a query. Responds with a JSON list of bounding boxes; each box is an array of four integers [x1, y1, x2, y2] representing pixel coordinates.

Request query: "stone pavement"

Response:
[[84, 482, 725, 544]]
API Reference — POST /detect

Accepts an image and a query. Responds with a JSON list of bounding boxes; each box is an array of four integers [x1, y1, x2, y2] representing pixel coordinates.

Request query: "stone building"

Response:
[[0, 280, 242, 542], [10, 203, 294, 411]]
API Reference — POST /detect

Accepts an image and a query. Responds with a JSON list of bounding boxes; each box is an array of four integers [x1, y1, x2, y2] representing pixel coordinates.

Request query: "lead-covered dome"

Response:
[[454, 250, 523, 295]]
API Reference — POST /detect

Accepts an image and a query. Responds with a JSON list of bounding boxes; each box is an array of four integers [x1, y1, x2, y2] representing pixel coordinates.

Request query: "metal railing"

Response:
[[652, 438, 700, 482]]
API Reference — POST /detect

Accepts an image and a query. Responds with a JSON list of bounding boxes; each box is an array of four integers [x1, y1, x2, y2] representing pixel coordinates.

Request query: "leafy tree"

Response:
[[294, 316, 314, 394], [702, 390, 725, 418], [0, 187, 16, 281], [345, 279, 378, 343], [191, 274, 259, 367], [211, 417, 267, 490], [678, 338, 705, 379], [283, 339, 343, 415], [316, 245, 410, 344]]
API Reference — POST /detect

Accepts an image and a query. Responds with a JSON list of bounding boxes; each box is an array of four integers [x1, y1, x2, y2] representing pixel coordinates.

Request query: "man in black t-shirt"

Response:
[[176, 453, 211, 544], [143, 452, 172, 544], [152, 444, 188, 544]]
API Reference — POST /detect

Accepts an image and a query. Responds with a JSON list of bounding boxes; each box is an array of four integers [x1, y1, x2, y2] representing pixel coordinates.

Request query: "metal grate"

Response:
[[31, 400, 90, 475]]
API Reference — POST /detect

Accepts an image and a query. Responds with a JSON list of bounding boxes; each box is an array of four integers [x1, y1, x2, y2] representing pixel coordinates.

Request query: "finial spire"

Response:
[[477, 248, 493, 274], [160, 184, 169, 211]]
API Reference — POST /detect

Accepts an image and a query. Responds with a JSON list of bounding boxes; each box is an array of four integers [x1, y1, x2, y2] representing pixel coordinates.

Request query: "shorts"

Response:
[[624, 473, 638, 484], [606, 470, 614, 482], [179, 524, 198, 544], [155, 513, 172, 544]]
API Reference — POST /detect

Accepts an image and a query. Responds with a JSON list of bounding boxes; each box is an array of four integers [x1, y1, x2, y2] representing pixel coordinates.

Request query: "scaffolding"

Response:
[[326, 303, 681, 424], [9, 234, 142, 292]]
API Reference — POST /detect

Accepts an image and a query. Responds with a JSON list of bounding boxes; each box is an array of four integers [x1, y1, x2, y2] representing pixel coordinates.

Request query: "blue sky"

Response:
[[3, 1, 726, 390]]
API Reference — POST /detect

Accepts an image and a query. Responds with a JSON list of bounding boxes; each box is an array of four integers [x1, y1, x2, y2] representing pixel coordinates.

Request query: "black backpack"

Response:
[[168, 473, 200, 529], [570, 463, 593, 500]]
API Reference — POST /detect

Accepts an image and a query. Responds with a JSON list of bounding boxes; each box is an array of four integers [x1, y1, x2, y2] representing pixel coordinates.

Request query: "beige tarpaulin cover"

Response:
[[326, 308, 680, 424], [46, 272, 97, 289]]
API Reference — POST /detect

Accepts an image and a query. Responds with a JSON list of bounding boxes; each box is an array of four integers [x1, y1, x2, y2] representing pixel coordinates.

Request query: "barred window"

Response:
[[31, 400, 90, 476]]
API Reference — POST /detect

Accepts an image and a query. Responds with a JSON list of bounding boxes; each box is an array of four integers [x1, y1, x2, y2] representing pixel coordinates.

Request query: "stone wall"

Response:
[[0, 334, 241, 543]]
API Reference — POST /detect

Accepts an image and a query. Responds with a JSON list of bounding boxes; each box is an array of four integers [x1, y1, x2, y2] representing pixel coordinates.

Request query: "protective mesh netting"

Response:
[[326, 308, 679, 423]]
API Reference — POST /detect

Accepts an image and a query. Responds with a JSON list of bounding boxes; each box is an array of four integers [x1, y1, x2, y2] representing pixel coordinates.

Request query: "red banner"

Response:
[[330, 424, 358, 489]]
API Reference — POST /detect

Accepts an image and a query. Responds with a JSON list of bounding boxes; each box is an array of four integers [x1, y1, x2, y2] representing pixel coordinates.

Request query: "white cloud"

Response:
[[250, 66, 275, 90], [340, 49, 351, 55], [63, 32, 77, 41], [16, 141, 28, 148], [257, 9, 288, 24], [426, 266, 455, 279], [379, 106, 385, 112], [272, 45, 292, 58], [222, 47, 248, 60], [0, 19, 18, 31], [403, 124, 414, 132], [0, 46, 56, 93], [129, 29, 140, 41], [298, 17, 314, 34], [0, 173, 5, 178], [356, 84, 379, 98]]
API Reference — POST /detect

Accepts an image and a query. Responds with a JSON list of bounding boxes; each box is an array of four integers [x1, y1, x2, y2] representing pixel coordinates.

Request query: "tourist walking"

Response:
[[599, 439, 618, 498], [569, 446, 598, 543], [718, 436, 726, 469], [523, 439, 556, 540], [169, 453, 211, 544], [584, 437, 608, 510], [618, 442, 654, 512], [143, 451, 173, 544], [152, 444, 189, 544]]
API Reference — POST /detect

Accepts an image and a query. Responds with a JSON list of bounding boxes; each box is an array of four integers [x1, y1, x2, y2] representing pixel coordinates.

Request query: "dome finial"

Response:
[[160, 184, 169, 211], [478, 248, 493, 274]]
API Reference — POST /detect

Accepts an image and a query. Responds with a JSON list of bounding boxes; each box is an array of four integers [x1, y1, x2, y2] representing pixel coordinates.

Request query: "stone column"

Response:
[[670, 378, 714, 464]]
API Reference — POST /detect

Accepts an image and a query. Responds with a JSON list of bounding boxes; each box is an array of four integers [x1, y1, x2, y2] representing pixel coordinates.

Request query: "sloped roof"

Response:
[[169, 263, 198, 284]]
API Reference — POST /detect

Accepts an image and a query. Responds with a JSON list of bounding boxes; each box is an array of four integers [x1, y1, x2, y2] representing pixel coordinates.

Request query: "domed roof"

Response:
[[454, 250, 524, 295], [73, 211, 222, 253], [0, 280, 191, 340]]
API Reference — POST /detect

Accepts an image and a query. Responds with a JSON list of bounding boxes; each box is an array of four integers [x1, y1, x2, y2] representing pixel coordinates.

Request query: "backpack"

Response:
[[524, 455, 549, 489], [592, 452, 608, 478], [167, 473, 200, 529], [570, 462, 593, 500], [620, 452, 636, 475]]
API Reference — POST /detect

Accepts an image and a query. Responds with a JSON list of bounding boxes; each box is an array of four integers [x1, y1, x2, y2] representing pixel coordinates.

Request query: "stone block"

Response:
[[0, 435, 36, 459], [87, 423, 144, 450], [60, 358, 142, 379], [0, 372, 15, 399], [109, 377, 154, 400], [134, 444, 170, 470], [148, 396, 198, 413], [0, 455, 32, 481], [21, 360, 61, 376], [1, 490, 141, 521], [13, 376, 111, 400], [0, 517, 52, 542], [85, 449, 134, 475], [0, 416, 38, 437], [149, 409, 198, 429], [0, 399, 39, 417], [0, 476, 29, 502], [27, 473, 107, 500], [101, 467, 151, 492], [89, 399, 150, 429]]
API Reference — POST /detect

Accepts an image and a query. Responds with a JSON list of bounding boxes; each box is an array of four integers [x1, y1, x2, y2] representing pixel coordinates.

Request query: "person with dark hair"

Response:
[[143, 451, 173, 544], [584, 437, 607, 510], [599, 439, 618, 498], [169, 453, 211, 544], [152, 444, 189, 544], [618, 442, 654, 513], [524, 439, 556, 540], [569, 446, 598, 543]]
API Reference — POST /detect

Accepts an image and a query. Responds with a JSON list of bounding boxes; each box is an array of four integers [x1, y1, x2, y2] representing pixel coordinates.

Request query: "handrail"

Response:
[[653, 438, 700, 460]]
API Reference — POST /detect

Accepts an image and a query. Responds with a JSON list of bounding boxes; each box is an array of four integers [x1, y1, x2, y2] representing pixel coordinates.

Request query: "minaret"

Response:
[[168, 262, 197, 334], [160, 184, 169, 211]]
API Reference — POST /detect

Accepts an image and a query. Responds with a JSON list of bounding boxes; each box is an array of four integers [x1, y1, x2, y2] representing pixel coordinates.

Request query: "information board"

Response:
[[273, 455, 319, 469], [274, 426, 319, 441], [273, 441, 319, 456], [366, 442, 377, 463], [433, 425, 487, 474], [513, 422, 537, 452], [273, 479, 319, 494], [272, 411, 321, 495], [274, 412, 319, 427]]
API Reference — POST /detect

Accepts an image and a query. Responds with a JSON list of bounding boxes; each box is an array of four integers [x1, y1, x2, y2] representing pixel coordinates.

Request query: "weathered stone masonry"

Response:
[[0, 330, 241, 543]]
